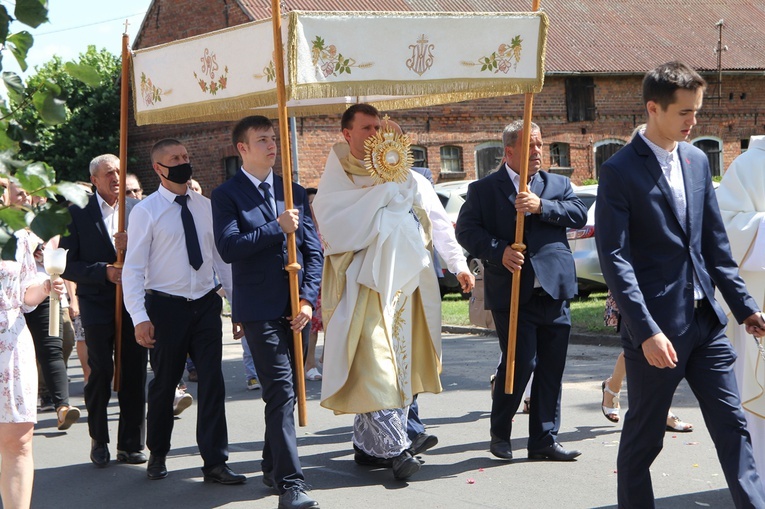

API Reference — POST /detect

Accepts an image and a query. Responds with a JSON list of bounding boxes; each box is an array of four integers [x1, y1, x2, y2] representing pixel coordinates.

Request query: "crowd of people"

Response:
[[1, 60, 765, 509]]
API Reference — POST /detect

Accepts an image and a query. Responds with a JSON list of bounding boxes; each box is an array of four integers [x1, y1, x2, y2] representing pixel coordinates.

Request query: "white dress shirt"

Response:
[[640, 131, 703, 300], [95, 191, 118, 247], [241, 168, 278, 216], [122, 184, 233, 325], [505, 163, 538, 194]]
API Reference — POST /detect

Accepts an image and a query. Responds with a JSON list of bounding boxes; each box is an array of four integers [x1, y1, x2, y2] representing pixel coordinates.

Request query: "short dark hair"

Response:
[[341, 103, 380, 131], [150, 139, 184, 163], [232, 115, 274, 147], [642, 61, 707, 110], [305, 187, 318, 197]]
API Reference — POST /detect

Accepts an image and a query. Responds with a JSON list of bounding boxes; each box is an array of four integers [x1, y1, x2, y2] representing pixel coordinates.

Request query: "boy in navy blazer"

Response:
[[596, 61, 765, 509], [212, 116, 322, 509]]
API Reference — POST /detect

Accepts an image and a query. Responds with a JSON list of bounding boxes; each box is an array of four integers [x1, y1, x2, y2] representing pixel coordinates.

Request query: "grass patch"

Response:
[[570, 292, 614, 334], [441, 293, 472, 326], [441, 291, 615, 335]]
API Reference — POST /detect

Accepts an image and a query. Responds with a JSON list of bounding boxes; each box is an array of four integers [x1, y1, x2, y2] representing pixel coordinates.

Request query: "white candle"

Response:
[[43, 246, 68, 337]]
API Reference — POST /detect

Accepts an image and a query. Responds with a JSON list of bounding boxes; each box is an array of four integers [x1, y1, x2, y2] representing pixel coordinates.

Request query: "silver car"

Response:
[[567, 184, 607, 297]]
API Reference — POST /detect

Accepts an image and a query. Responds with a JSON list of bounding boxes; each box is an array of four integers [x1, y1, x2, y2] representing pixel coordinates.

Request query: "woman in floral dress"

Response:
[[0, 221, 64, 509]]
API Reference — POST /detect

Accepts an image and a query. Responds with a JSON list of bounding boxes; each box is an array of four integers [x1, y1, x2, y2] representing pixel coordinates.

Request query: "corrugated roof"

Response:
[[235, 0, 765, 72]]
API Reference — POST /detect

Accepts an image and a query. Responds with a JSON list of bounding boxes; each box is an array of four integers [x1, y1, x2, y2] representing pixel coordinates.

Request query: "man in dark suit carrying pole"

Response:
[[60, 154, 148, 467], [212, 116, 322, 509], [456, 120, 587, 462], [595, 61, 765, 509]]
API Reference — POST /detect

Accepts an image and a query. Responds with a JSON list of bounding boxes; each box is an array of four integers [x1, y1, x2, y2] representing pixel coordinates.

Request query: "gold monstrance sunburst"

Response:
[[364, 116, 414, 184]]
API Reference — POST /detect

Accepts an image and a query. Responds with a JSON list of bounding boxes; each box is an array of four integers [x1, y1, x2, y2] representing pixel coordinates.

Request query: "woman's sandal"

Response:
[[666, 413, 693, 432], [601, 378, 621, 423]]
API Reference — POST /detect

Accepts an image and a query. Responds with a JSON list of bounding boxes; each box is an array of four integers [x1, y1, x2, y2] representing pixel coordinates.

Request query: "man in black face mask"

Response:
[[122, 139, 245, 485]]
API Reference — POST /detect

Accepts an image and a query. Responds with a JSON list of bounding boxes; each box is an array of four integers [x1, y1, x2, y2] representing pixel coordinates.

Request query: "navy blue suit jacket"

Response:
[[60, 193, 138, 327], [456, 167, 587, 311], [211, 170, 323, 323], [595, 136, 758, 347]]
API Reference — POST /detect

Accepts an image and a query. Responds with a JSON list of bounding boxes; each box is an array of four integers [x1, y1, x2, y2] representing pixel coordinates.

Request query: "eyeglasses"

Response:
[[126, 188, 141, 194]]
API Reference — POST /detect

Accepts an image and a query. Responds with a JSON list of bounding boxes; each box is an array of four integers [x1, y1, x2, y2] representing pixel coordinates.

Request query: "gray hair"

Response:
[[89, 154, 119, 176], [502, 120, 540, 147]]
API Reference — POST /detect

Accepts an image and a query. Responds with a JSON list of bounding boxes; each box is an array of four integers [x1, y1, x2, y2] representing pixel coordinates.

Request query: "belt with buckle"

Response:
[[146, 285, 221, 302]]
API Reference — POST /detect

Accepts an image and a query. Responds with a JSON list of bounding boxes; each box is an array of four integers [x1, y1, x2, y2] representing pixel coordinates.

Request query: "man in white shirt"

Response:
[[122, 139, 244, 485], [456, 121, 587, 464], [595, 61, 765, 508]]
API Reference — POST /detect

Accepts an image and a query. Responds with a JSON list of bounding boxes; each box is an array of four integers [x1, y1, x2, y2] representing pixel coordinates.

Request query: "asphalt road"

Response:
[[28, 329, 738, 509]]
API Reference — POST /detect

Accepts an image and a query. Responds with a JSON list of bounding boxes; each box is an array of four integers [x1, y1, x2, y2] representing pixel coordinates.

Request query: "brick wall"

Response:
[[128, 2, 765, 191]]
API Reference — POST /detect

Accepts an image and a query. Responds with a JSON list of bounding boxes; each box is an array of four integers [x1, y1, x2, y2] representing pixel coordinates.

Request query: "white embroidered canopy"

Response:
[[131, 10, 548, 124]]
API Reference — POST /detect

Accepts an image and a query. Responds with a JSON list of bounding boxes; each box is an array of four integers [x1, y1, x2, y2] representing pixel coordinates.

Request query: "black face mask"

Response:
[[157, 161, 193, 184]]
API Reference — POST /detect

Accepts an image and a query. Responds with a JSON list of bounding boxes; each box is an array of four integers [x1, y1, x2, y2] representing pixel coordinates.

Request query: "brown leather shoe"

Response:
[[57, 405, 80, 431]]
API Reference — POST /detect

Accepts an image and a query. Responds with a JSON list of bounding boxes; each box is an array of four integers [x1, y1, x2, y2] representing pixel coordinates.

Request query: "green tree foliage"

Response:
[[0, 0, 90, 259], [12, 46, 120, 182]]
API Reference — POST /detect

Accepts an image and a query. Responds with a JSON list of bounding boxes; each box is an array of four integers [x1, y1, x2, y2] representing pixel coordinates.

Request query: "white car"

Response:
[[567, 184, 607, 297], [434, 180, 473, 297]]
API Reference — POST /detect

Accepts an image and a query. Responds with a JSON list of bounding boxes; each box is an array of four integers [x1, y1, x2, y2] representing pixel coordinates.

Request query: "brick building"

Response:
[[129, 0, 765, 192]]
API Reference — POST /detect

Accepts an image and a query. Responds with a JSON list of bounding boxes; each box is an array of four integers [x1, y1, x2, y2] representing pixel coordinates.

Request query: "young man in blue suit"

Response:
[[456, 120, 587, 462], [595, 61, 765, 508], [212, 116, 323, 509]]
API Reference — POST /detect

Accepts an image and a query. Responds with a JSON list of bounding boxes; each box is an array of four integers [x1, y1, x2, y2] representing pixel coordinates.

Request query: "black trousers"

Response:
[[24, 297, 69, 409], [243, 319, 308, 493], [84, 313, 147, 452], [490, 294, 571, 451], [145, 290, 228, 470], [617, 301, 765, 509]]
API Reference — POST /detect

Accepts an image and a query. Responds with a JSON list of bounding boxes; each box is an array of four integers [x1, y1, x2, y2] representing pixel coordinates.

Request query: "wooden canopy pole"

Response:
[[505, 0, 541, 395], [270, 1, 308, 426], [113, 27, 130, 391]]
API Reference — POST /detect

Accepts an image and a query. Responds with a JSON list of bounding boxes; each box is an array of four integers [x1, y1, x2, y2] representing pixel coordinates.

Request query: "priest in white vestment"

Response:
[[313, 104, 473, 480], [717, 135, 765, 490]]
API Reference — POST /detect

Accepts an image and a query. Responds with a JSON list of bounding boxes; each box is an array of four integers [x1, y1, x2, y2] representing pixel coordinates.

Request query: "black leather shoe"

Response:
[[116, 450, 147, 464], [528, 442, 582, 461], [411, 432, 438, 456], [489, 434, 513, 460], [90, 440, 110, 467], [353, 444, 392, 467], [392, 450, 420, 480], [147, 454, 168, 480], [278, 482, 319, 509], [203, 463, 246, 485]]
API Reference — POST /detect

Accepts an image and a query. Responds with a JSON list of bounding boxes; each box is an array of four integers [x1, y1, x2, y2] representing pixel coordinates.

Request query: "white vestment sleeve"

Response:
[[413, 173, 469, 276]]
